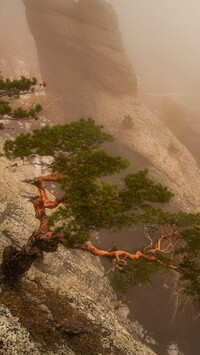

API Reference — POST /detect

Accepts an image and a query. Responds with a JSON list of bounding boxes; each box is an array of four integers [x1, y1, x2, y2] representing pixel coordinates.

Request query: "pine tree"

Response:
[[0, 76, 43, 122], [1, 118, 200, 302]]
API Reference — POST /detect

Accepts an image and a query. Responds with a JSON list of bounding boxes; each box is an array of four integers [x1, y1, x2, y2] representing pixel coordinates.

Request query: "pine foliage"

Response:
[[3, 118, 200, 301]]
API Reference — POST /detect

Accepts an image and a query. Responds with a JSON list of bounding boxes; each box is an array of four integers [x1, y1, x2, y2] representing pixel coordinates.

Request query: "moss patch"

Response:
[[0, 279, 122, 354]]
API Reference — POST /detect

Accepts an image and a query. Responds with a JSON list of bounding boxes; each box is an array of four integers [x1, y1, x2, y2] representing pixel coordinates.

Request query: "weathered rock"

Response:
[[0, 153, 156, 354], [23, 0, 200, 212], [0, 156, 39, 250], [0, 304, 76, 355], [1, 0, 200, 354], [0, 304, 41, 355]]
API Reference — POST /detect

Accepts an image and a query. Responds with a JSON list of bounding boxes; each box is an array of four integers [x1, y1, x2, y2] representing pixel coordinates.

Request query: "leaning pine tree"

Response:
[[1, 118, 200, 302]]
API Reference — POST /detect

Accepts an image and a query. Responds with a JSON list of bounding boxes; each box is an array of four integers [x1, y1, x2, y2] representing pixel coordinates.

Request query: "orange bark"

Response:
[[31, 175, 178, 271], [32, 175, 63, 238], [72, 243, 178, 270], [147, 231, 179, 254]]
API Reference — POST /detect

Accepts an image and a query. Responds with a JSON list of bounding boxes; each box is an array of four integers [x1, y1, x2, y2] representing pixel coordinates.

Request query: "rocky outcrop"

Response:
[[0, 154, 156, 355], [0, 305, 41, 355], [0, 0, 200, 354], [23, 0, 137, 110], [23, 0, 200, 211]]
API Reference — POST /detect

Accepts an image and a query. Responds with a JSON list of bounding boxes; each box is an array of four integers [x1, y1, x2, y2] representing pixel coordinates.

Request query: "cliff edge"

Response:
[[1, 0, 200, 354], [0, 154, 155, 355]]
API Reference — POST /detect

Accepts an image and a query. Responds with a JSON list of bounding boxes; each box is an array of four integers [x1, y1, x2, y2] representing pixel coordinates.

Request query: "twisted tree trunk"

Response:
[[0, 174, 178, 288], [0, 176, 62, 288]]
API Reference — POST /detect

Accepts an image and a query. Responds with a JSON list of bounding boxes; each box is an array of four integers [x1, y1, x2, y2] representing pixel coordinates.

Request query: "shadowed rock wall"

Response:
[[23, 0, 137, 121]]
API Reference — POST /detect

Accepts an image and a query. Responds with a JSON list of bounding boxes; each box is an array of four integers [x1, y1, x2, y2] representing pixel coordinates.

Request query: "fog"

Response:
[[107, 0, 200, 103], [0, 0, 40, 77], [1, 1, 200, 354], [3, 0, 200, 102], [0, 0, 26, 38]]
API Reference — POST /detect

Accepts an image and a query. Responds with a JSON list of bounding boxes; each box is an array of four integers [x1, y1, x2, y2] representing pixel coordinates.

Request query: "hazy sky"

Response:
[[0, 0, 25, 35], [0, 0, 40, 77], [107, 0, 200, 95], [2, 0, 200, 98]]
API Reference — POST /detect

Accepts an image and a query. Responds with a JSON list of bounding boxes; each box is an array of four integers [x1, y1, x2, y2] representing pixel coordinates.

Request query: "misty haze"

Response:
[[108, 0, 200, 167], [0, 1, 200, 355]]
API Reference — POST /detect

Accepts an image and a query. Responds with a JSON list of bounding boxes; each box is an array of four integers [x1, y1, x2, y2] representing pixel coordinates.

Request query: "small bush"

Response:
[[0, 76, 40, 97], [0, 100, 12, 115], [13, 107, 28, 119]]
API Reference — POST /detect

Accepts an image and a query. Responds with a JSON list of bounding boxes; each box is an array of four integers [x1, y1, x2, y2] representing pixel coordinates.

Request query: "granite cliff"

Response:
[[0, 0, 200, 354], [0, 155, 155, 354], [23, 0, 200, 211], [0, 2, 157, 353]]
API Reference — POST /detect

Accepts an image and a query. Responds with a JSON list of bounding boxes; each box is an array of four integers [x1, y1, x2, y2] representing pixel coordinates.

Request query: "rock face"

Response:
[[0, 155, 156, 355], [0, 0, 200, 354], [0, 305, 41, 355], [23, 0, 200, 211], [23, 0, 137, 119]]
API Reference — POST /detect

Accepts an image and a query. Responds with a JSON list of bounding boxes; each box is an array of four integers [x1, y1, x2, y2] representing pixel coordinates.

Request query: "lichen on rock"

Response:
[[0, 152, 156, 354]]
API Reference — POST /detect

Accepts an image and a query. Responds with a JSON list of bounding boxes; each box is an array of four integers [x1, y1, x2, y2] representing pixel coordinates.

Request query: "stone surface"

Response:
[[0, 304, 41, 355], [0, 155, 38, 251], [23, 0, 200, 212], [0, 152, 156, 354], [1, 0, 200, 354], [0, 304, 76, 355]]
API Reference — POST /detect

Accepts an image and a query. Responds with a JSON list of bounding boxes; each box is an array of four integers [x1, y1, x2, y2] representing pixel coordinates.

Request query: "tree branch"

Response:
[[30, 176, 179, 272]]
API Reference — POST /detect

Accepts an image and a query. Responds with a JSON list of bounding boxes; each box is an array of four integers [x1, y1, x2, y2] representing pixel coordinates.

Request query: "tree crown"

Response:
[[3, 118, 200, 301]]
